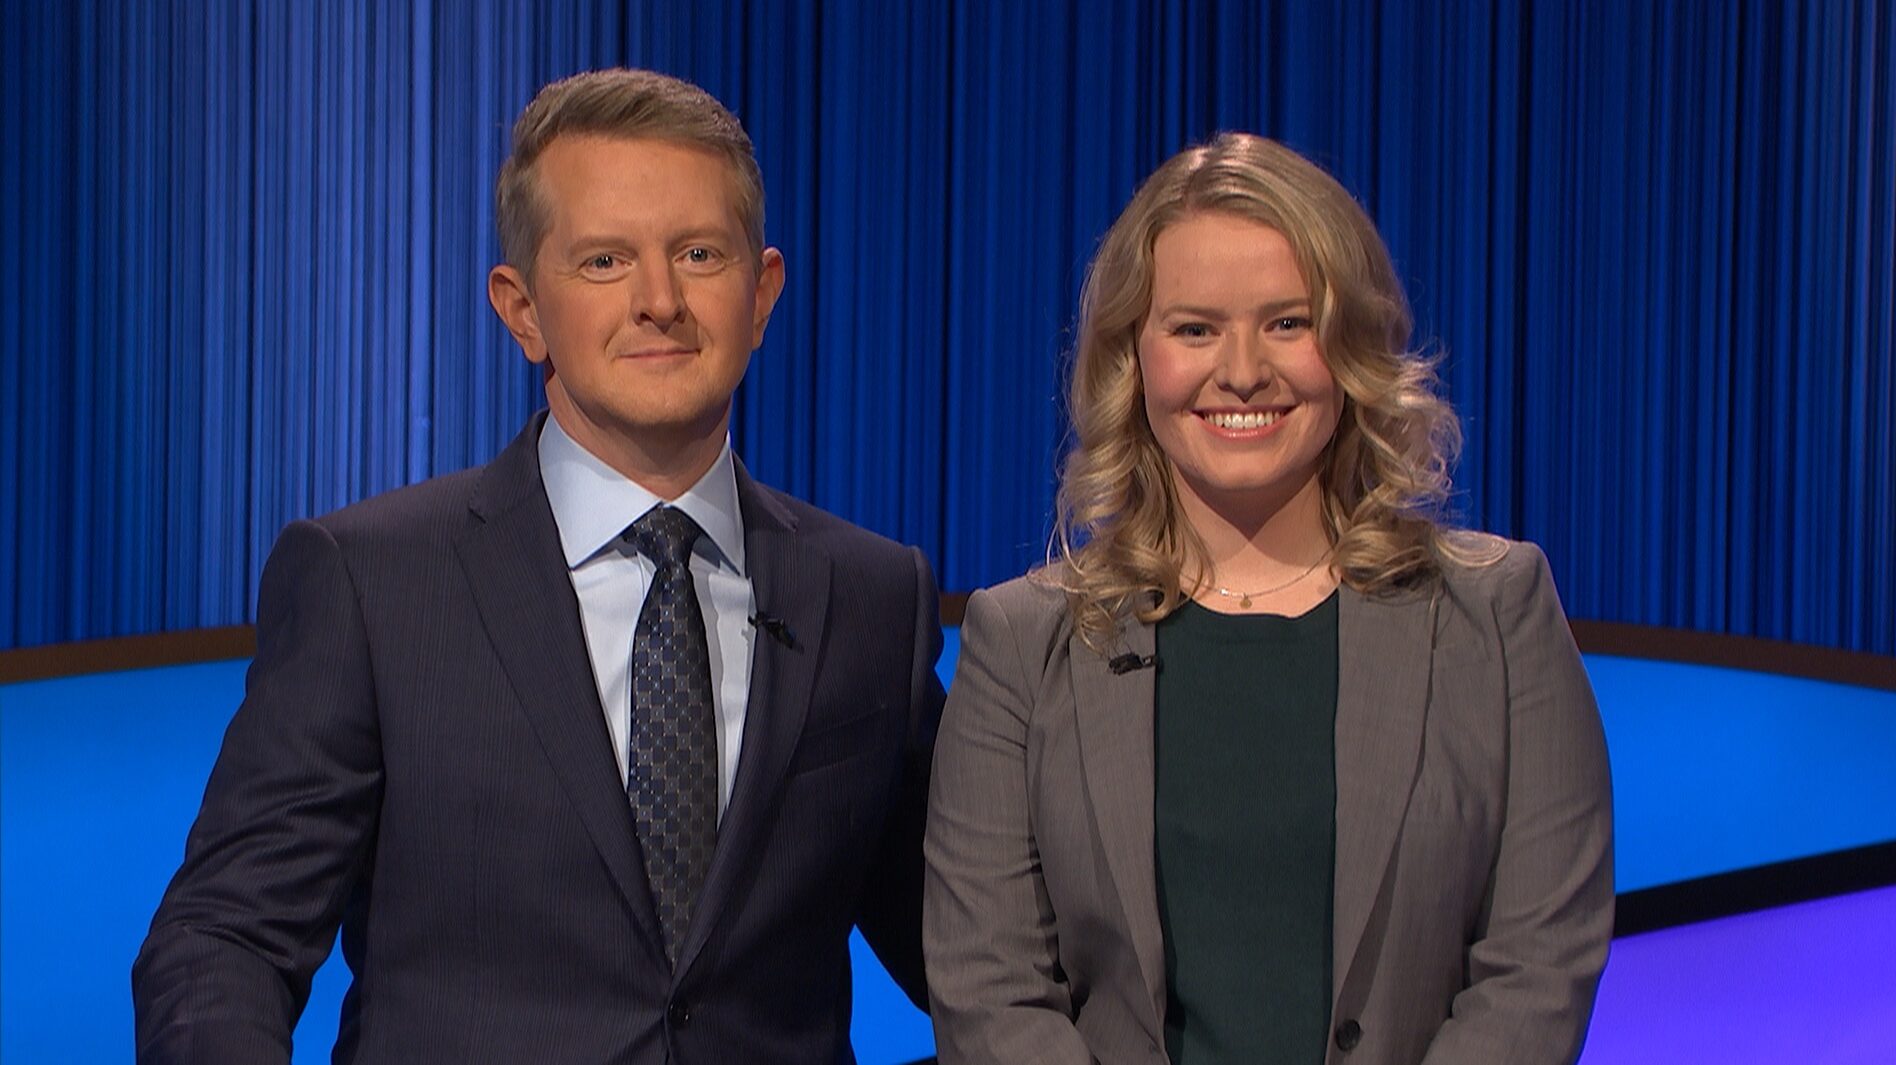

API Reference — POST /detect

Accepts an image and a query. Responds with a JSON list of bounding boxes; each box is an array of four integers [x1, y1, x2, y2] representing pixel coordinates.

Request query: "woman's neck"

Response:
[[1176, 474, 1337, 613]]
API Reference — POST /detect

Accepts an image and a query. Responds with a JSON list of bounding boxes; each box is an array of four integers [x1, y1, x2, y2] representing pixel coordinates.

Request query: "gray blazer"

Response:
[[925, 541, 1612, 1065]]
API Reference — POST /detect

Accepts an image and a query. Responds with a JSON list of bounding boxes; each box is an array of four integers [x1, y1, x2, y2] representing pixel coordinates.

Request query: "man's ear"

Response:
[[488, 264, 548, 364], [750, 247, 786, 348]]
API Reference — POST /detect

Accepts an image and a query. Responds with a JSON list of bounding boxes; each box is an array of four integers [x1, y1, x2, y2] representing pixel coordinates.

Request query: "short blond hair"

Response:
[[495, 68, 765, 277], [1052, 133, 1492, 648]]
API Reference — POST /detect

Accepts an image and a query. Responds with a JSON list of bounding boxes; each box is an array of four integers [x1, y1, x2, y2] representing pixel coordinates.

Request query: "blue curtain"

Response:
[[4, 0, 1893, 655]]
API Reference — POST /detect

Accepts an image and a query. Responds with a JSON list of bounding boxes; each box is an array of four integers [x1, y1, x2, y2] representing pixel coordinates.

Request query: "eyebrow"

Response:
[[1154, 297, 1311, 319], [563, 227, 738, 254], [560, 236, 627, 256]]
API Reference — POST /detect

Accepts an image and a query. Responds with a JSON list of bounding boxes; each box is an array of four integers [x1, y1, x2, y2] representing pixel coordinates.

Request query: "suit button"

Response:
[[1334, 1019, 1362, 1051], [667, 1001, 691, 1028]]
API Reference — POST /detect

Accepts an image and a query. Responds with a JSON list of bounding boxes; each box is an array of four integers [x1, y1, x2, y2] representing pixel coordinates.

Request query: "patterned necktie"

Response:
[[624, 505, 719, 966]]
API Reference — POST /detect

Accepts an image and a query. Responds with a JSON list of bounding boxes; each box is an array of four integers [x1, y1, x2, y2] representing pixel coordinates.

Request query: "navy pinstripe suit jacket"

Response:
[[134, 412, 944, 1064]]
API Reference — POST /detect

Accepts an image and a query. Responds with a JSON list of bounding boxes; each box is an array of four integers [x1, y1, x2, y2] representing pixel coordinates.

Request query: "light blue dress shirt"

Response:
[[538, 415, 755, 819]]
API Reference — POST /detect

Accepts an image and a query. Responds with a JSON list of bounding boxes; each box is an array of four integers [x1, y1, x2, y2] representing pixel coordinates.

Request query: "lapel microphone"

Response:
[[1108, 653, 1157, 675], [749, 613, 796, 649]]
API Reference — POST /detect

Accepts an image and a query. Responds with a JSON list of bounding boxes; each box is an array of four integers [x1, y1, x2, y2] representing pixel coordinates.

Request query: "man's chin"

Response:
[[604, 405, 732, 449], [548, 390, 720, 432]]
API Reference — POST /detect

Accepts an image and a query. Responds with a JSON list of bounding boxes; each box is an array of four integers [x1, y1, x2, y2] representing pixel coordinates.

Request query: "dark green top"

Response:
[[1153, 592, 1339, 1065]]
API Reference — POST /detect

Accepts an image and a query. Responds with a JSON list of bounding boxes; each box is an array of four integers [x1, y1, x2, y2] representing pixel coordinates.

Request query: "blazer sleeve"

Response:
[[853, 545, 948, 1010], [1421, 544, 1614, 1064], [925, 588, 1094, 1065], [132, 520, 384, 1065]]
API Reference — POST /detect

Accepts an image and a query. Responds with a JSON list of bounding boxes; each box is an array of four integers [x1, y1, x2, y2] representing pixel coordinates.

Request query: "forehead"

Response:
[[534, 134, 746, 234], [1149, 212, 1308, 300]]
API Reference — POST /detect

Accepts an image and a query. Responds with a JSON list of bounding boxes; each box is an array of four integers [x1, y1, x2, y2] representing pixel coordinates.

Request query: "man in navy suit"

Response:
[[134, 68, 943, 1064]]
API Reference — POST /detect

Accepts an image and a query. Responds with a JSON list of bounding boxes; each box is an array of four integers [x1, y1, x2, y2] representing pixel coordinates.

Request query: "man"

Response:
[[134, 68, 943, 1064]]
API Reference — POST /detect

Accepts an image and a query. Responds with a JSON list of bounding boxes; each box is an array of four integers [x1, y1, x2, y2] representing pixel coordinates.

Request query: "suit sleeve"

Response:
[[1421, 544, 1614, 1064], [132, 520, 385, 1065], [925, 589, 1094, 1065], [853, 545, 948, 1010]]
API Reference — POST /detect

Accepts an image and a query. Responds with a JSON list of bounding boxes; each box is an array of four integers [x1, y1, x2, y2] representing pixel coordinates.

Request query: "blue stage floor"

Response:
[[4, 640, 1894, 1062]]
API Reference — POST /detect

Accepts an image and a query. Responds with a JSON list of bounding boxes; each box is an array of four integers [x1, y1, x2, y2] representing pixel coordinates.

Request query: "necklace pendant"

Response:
[[1238, 594, 1253, 608]]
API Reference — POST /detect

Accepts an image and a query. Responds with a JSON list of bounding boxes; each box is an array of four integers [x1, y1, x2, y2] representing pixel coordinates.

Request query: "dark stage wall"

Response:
[[4, 0, 1893, 653]]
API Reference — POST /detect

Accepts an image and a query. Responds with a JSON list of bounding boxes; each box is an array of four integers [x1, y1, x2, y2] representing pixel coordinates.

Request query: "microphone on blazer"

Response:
[[749, 612, 796, 649], [1108, 653, 1157, 675]]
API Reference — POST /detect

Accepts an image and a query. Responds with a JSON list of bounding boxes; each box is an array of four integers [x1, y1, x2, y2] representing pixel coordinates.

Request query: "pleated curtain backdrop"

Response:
[[3, 0, 1892, 655]]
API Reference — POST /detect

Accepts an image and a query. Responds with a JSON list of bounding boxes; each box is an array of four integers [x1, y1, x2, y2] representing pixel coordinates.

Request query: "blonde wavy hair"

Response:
[[1051, 133, 1496, 648]]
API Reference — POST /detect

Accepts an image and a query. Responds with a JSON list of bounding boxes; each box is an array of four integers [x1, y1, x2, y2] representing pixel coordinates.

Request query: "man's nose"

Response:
[[629, 258, 686, 326]]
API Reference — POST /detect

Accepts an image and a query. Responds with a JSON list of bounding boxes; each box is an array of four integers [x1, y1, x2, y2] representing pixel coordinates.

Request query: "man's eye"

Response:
[[683, 247, 717, 264], [586, 254, 617, 271]]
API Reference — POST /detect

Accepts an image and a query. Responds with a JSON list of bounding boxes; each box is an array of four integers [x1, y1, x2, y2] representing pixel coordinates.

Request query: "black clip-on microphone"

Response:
[[1108, 653, 1157, 675], [750, 612, 796, 649]]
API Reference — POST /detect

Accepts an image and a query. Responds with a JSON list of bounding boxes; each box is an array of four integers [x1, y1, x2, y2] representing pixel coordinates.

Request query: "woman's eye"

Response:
[[1271, 315, 1313, 332], [1172, 322, 1212, 339]]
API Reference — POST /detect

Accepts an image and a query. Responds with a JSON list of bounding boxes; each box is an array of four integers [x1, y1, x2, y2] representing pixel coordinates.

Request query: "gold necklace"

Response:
[[1211, 556, 1329, 609]]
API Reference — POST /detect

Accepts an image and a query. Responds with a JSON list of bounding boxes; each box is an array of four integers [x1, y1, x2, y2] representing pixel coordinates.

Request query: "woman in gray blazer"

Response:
[[924, 134, 1613, 1065]]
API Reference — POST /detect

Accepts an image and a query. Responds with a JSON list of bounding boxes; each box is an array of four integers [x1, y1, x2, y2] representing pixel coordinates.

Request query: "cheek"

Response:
[[1136, 338, 1194, 416], [536, 291, 610, 346], [1137, 349, 1200, 472], [692, 276, 763, 334], [1305, 381, 1346, 453], [1290, 347, 1341, 417]]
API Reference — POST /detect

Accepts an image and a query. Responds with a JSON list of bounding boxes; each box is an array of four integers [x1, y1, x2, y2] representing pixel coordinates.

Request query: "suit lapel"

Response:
[[1332, 584, 1437, 983], [675, 463, 831, 979], [1069, 617, 1167, 1041], [453, 415, 662, 952]]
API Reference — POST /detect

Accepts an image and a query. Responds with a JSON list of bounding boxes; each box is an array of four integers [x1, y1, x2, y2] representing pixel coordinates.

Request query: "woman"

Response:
[[924, 134, 1612, 1065]]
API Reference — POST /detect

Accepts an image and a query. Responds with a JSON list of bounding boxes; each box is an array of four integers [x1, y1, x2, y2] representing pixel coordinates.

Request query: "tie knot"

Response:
[[626, 506, 704, 568]]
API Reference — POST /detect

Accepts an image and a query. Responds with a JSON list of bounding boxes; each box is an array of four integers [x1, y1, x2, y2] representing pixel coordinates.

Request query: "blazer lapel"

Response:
[[1068, 618, 1167, 1041], [675, 463, 831, 979], [453, 415, 662, 952], [1332, 584, 1438, 983]]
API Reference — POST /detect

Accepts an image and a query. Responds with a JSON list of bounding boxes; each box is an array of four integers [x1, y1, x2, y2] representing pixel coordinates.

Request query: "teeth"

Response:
[[1204, 410, 1282, 430]]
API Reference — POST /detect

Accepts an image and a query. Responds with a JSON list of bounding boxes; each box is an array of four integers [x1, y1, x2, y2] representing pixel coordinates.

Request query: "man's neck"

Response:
[[545, 400, 728, 502]]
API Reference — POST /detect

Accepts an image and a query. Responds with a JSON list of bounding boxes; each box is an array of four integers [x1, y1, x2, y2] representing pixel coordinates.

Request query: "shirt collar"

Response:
[[537, 413, 746, 575]]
